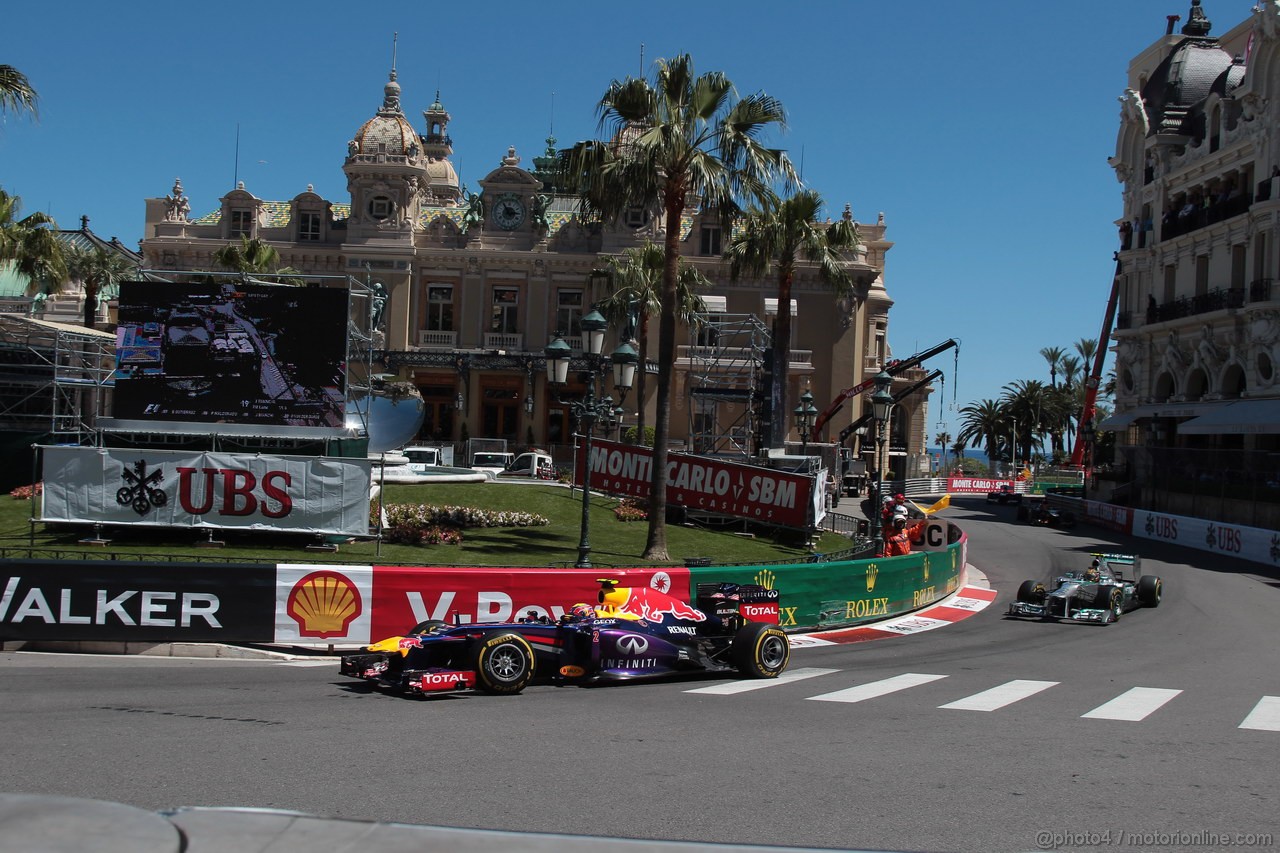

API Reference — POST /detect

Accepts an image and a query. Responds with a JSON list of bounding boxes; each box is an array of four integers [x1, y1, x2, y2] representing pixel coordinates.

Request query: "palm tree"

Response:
[[1074, 338, 1098, 372], [595, 241, 711, 443], [0, 65, 38, 119], [1000, 379, 1050, 466], [725, 190, 860, 447], [563, 54, 794, 560], [1058, 355, 1082, 390], [63, 243, 138, 328], [1039, 346, 1066, 387], [934, 430, 952, 473], [0, 187, 66, 291], [956, 399, 1006, 468], [212, 235, 284, 274]]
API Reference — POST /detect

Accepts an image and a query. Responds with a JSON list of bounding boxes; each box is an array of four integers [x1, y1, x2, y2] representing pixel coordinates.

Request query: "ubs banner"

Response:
[[0, 561, 274, 641], [40, 446, 372, 536], [574, 438, 815, 528]]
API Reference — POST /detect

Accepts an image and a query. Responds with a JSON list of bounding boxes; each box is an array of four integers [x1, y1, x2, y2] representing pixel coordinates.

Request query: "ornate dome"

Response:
[[351, 71, 420, 157], [1140, 2, 1233, 137]]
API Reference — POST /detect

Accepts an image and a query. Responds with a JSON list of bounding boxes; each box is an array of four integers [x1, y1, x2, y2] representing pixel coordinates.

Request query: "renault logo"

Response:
[[618, 634, 649, 654]]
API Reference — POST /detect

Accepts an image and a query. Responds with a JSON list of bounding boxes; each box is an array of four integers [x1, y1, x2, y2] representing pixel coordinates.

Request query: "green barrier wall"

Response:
[[682, 529, 966, 631]]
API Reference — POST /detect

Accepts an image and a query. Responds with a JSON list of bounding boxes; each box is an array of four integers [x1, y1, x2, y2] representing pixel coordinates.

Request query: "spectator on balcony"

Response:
[[1119, 220, 1133, 249]]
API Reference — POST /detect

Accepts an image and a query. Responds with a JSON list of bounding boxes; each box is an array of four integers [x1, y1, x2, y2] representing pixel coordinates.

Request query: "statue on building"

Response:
[[1195, 324, 1223, 368], [164, 178, 191, 223], [369, 281, 388, 331], [531, 192, 551, 232], [1161, 329, 1187, 374], [460, 186, 484, 234]]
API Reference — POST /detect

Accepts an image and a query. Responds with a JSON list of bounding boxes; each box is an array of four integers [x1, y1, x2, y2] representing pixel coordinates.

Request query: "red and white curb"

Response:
[[791, 581, 997, 648]]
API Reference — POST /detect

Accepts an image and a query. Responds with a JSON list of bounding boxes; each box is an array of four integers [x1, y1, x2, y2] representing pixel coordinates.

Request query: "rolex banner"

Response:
[[39, 446, 372, 536], [573, 438, 816, 529]]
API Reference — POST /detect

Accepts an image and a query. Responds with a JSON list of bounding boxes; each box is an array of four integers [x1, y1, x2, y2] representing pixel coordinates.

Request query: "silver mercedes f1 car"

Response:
[[1007, 553, 1163, 624]]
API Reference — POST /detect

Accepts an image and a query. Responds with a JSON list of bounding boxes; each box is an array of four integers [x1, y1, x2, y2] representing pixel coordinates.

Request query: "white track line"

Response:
[[939, 679, 1059, 711], [685, 667, 840, 695], [807, 672, 947, 704], [1239, 696, 1280, 731], [1081, 687, 1182, 721]]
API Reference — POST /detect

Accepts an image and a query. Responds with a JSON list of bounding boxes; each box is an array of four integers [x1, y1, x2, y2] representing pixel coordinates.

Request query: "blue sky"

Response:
[[1, 1, 1248, 442]]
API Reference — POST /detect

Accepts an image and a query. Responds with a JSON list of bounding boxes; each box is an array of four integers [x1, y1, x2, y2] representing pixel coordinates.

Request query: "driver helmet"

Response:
[[569, 603, 597, 621], [1084, 559, 1101, 581]]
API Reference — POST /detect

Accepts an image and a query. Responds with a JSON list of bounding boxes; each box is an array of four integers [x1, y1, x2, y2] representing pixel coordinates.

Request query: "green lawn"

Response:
[[0, 482, 853, 568]]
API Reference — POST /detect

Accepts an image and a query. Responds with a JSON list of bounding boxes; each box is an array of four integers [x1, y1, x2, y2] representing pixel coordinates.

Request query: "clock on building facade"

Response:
[[492, 193, 525, 230]]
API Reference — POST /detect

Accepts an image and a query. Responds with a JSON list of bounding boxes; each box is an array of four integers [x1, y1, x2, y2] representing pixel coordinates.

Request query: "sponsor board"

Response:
[[40, 446, 371, 536], [573, 438, 813, 528], [947, 477, 1011, 493], [1083, 500, 1134, 534], [1134, 509, 1279, 567], [0, 562, 274, 641]]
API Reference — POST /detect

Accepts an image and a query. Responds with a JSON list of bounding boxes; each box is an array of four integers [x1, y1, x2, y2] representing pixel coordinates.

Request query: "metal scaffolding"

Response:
[[686, 313, 770, 459], [0, 314, 116, 445]]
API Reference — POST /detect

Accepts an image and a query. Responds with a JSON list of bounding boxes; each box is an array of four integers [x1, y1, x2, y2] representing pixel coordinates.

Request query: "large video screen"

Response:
[[113, 281, 349, 428]]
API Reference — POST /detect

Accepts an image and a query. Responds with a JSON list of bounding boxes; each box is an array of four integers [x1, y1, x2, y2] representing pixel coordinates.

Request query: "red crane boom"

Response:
[[1069, 257, 1122, 467], [811, 338, 959, 441]]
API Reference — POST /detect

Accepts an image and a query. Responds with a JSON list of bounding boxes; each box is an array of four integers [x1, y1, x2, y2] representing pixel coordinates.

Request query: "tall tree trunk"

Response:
[[636, 313, 649, 441], [643, 194, 684, 561], [771, 269, 794, 448]]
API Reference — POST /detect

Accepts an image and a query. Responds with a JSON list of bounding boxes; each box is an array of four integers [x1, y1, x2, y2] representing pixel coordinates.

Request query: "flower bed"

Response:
[[379, 503, 550, 546]]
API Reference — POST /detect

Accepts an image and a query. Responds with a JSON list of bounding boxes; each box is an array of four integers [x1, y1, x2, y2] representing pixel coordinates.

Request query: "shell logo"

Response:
[[286, 570, 362, 638]]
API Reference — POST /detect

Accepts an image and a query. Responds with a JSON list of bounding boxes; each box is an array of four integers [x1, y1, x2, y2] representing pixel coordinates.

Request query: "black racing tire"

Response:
[[731, 622, 790, 679], [471, 631, 535, 695], [1137, 575, 1163, 607], [1016, 580, 1044, 604], [1094, 587, 1123, 623]]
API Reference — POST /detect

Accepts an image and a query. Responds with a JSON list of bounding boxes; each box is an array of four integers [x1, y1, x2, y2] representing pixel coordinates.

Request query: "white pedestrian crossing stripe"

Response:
[[939, 679, 1059, 711], [1081, 687, 1182, 721], [807, 672, 947, 704], [685, 667, 839, 695], [1239, 696, 1280, 731]]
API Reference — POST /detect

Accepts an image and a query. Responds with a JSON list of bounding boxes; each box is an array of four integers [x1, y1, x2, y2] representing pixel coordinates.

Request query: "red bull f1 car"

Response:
[[1006, 553, 1163, 624], [339, 579, 790, 696]]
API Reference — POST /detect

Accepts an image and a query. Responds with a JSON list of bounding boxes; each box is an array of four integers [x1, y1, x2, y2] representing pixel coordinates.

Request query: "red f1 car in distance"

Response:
[[339, 578, 791, 697]]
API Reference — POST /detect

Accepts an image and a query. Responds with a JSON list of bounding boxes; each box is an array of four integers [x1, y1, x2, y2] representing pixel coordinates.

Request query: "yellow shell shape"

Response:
[[287, 571, 360, 637]]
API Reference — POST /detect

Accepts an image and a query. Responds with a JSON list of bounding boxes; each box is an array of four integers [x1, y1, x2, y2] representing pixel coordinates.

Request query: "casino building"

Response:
[[1103, 1, 1280, 527], [137, 68, 937, 478]]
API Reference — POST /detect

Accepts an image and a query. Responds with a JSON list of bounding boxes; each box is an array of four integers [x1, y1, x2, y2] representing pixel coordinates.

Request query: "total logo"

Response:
[[417, 671, 476, 692]]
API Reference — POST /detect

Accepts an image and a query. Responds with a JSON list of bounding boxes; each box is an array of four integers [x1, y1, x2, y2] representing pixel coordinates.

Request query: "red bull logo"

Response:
[[599, 585, 706, 623]]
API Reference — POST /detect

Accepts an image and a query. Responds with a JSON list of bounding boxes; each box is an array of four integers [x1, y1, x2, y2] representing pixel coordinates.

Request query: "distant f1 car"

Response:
[[1016, 495, 1076, 528], [339, 579, 790, 697], [986, 485, 1022, 505], [1007, 553, 1163, 624]]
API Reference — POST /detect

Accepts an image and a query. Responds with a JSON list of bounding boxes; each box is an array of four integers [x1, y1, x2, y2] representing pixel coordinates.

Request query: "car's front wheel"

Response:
[[1095, 587, 1123, 623], [1016, 580, 1044, 603], [731, 622, 790, 678], [471, 631, 535, 694]]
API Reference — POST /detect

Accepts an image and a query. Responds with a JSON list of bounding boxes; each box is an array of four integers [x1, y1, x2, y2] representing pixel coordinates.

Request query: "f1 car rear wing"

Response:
[[1092, 552, 1140, 577]]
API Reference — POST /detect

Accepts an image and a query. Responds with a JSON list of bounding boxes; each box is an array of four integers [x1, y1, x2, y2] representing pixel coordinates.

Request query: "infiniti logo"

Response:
[[618, 634, 649, 654]]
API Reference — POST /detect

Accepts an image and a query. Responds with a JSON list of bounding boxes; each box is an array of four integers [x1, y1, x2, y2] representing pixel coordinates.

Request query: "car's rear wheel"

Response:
[[1016, 580, 1044, 603], [471, 632, 535, 694], [1137, 575, 1163, 607], [732, 622, 790, 678]]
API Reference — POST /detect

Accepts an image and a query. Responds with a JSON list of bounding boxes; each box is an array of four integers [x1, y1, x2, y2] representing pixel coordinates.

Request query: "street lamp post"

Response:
[[793, 390, 817, 456], [546, 309, 638, 569], [869, 371, 895, 557]]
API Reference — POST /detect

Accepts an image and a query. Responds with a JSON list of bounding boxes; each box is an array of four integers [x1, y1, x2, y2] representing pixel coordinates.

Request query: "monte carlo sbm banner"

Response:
[[39, 446, 372, 536]]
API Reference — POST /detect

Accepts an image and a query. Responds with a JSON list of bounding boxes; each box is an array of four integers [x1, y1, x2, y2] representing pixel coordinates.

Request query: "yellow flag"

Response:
[[919, 494, 951, 515]]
